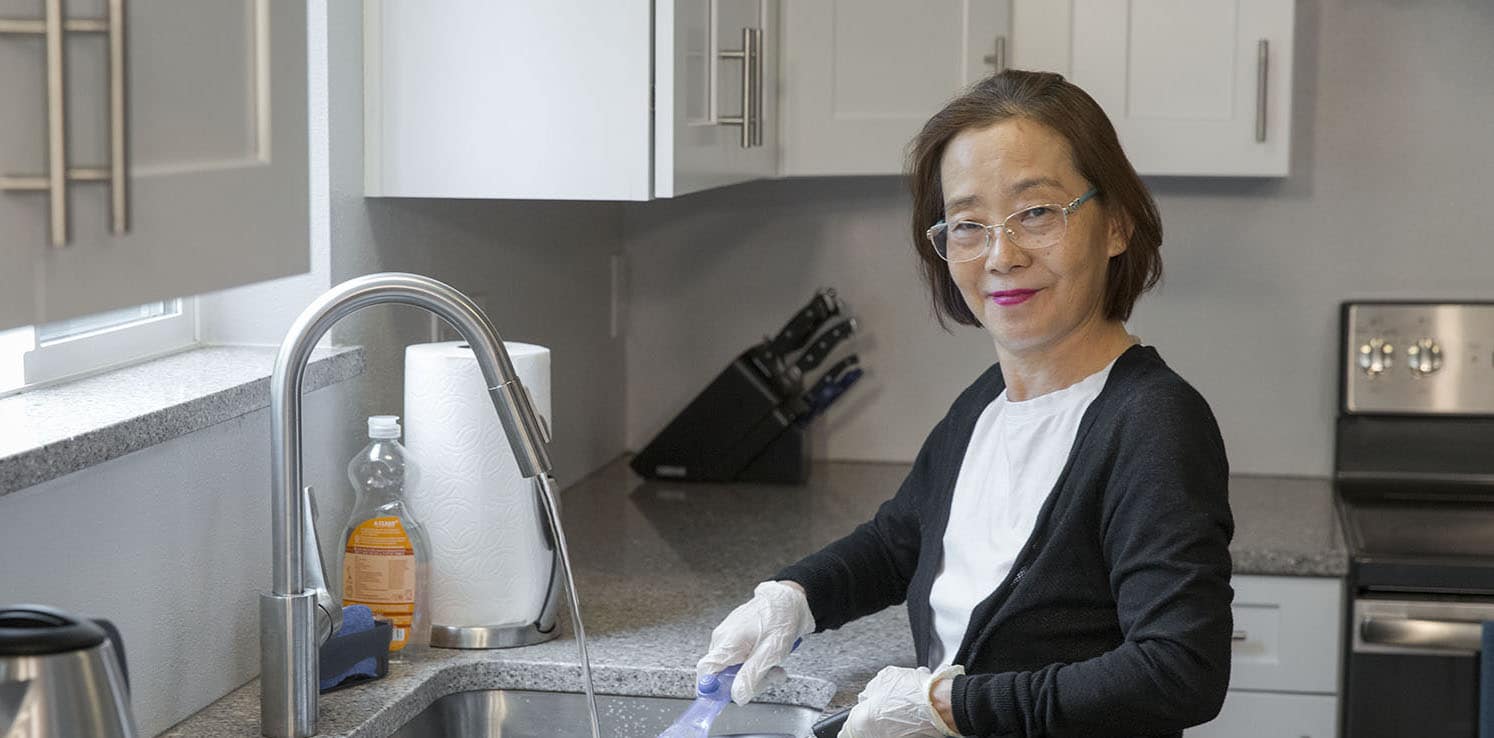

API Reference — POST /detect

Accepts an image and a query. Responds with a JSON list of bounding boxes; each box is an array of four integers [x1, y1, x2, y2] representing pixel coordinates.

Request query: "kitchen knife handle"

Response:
[[804, 355, 860, 403], [771, 290, 842, 357], [806, 355, 856, 396], [795, 318, 857, 374], [812, 707, 851, 738]]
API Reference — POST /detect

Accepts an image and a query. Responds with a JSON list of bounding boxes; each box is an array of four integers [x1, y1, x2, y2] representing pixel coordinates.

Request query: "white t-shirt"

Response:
[[928, 357, 1119, 668]]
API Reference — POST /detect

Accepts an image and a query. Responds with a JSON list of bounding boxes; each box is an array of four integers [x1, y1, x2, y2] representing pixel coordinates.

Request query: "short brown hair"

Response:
[[907, 69, 1163, 328]]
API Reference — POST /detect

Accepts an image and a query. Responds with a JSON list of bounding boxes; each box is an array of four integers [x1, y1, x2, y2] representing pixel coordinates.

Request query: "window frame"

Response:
[[14, 299, 198, 391]]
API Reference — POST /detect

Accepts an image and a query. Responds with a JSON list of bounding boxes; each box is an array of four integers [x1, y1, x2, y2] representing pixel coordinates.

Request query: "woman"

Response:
[[695, 70, 1234, 738]]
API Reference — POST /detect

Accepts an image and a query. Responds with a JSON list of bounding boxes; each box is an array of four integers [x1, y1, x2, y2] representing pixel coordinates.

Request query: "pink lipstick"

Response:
[[988, 289, 1038, 306]]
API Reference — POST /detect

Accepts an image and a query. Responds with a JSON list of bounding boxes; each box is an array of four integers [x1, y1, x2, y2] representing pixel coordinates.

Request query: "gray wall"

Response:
[[623, 0, 1494, 478]]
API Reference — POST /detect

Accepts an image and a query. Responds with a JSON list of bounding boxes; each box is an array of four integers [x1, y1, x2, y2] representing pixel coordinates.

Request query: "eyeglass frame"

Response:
[[926, 187, 1101, 263]]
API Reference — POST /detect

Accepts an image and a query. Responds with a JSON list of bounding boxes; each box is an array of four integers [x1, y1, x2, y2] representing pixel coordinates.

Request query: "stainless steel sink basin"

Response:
[[387, 689, 821, 738]]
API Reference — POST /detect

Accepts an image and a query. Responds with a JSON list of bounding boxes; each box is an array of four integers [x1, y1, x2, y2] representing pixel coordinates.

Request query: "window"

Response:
[[0, 299, 197, 396]]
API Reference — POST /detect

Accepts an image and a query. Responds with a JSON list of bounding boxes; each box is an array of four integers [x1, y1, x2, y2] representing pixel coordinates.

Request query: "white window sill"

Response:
[[0, 345, 364, 497]]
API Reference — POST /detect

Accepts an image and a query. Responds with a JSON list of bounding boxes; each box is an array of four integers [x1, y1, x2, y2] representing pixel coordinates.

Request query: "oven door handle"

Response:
[[1361, 616, 1485, 651]]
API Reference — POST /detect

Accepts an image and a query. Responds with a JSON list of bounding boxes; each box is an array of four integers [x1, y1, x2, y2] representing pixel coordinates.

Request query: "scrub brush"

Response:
[[658, 639, 801, 738]]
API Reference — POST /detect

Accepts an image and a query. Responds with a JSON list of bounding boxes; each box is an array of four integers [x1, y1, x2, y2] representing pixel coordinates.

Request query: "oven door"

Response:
[[1348, 597, 1494, 738]]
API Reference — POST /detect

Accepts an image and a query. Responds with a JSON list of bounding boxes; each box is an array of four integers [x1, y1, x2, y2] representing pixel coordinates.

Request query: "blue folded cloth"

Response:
[[1481, 622, 1494, 738], [319, 605, 379, 692]]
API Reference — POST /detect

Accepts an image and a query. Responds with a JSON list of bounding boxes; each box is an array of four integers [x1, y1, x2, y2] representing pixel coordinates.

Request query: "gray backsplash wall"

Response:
[[325, 0, 627, 489], [623, 0, 1494, 478]]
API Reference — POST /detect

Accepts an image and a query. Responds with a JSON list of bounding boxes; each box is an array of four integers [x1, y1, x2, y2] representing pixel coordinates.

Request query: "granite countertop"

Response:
[[164, 458, 1345, 737], [1227, 475, 1347, 577], [0, 345, 364, 497]]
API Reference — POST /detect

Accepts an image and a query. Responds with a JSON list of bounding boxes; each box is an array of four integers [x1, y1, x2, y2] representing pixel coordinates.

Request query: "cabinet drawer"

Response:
[[1228, 575, 1343, 693], [1185, 690, 1338, 738]]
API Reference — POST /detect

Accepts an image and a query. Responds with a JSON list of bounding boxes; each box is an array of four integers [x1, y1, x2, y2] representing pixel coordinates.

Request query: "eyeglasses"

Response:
[[926, 187, 1100, 263]]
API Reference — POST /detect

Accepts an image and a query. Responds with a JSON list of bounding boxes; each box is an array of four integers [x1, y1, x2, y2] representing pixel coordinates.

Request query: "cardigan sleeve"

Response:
[[772, 414, 947, 632], [951, 384, 1235, 737]]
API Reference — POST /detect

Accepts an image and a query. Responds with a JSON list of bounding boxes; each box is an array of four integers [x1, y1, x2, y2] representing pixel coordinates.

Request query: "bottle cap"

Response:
[[368, 415, 401, 439], [697, 673, 720, 695]]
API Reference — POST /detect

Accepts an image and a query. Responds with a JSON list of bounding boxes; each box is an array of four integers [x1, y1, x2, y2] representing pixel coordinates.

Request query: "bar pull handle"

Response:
[[1230, 630, 1249, 642], [1255, 39, 1269, 143], [718, 27, 756, 149], [751, 27, 764, 147], [0, 0, 129, 248], [984, 35, 1007, 74], [45, 0, 67, 247], [1361, 616, 1483, 652], [108, 0, 127, 235]]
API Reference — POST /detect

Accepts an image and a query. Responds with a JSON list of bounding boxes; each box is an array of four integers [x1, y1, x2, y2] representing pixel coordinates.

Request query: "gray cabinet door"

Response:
[[0, 0, 309, 331]]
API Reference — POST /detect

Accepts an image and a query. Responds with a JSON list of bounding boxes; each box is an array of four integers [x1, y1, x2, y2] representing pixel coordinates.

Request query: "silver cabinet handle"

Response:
[[0, 0, 129, 248], [1361, 616, 1483, 651], [718, 27, 761, 149], [1231, 630, 1248, 641], [1255, 39, 1268, 143], [984, 35, 1007, 74], [751, 27, 765, 147], [45, 0, 65, 247], [108, 0, 127, 235]]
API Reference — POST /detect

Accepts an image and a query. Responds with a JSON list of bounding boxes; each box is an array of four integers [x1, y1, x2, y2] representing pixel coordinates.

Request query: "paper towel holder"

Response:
[[428, 475, 565, 649]]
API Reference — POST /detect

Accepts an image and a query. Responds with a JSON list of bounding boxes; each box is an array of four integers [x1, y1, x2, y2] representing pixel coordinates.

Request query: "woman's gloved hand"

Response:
[[695, 580, 816, 705], [839, 665, 964, 738]]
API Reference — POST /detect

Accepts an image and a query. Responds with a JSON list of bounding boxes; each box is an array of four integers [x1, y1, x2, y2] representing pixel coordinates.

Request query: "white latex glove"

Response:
[[839, 665, 965, 738], [695, 580, 816, 705]]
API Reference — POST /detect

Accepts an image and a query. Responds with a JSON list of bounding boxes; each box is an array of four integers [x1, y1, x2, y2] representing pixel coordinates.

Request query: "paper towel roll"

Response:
[[404, 341, 553, 629]]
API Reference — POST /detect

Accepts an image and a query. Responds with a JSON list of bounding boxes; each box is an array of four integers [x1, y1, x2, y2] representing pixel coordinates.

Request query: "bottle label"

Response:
[[343, 516, 416, 651]]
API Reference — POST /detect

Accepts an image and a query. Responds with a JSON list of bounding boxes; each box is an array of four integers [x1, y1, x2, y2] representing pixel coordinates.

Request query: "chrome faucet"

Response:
[[261, 273, 552, 738]]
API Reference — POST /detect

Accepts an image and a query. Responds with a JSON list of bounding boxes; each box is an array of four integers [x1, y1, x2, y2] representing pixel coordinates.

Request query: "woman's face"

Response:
[[939, 118, 1127, 357]]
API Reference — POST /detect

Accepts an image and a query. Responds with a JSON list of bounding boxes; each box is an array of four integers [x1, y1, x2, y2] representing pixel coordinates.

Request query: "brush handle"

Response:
[[697, 637, 803, 696], [811, 707, 850, 738]]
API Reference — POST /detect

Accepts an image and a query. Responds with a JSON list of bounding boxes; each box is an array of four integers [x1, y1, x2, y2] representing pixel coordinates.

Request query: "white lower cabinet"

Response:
[[1186, 690, 1338, 738], [1185, 575, 1344, 738]]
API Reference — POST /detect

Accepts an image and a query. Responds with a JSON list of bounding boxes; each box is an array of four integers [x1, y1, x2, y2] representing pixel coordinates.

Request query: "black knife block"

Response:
[[630, 347, 809, 484], [737, 425, 810, 484]]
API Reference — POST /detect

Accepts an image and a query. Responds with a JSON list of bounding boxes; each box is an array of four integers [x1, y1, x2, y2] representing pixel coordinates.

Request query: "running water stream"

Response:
[[535, 473, 603, 738]]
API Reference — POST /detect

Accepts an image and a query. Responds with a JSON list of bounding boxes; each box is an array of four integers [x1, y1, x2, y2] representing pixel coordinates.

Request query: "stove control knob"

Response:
[[1358, 338, 1393, 377], [1407, 338, 1443, 376]]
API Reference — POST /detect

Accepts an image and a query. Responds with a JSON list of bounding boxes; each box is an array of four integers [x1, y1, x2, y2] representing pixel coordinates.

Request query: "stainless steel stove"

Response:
[[1338, 302, 1494, 738]]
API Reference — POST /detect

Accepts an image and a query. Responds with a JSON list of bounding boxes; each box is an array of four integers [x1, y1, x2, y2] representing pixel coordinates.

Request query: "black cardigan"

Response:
[[775, 345, 1234, 738]]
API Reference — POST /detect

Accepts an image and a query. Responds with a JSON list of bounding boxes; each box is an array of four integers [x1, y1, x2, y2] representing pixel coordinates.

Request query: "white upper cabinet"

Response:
[[0, 0, 311, 331], [364, 0, 777, 201], [779, 1, 1012, 177], [1013, 0, 1296, 177]]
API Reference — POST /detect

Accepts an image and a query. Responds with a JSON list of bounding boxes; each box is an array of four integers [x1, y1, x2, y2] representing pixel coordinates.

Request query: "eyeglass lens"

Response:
[[933, 205, 1068, 261]]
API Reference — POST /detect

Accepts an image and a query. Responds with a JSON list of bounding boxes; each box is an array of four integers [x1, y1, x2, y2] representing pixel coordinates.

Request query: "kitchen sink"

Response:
[[387, 689, 821, 738]]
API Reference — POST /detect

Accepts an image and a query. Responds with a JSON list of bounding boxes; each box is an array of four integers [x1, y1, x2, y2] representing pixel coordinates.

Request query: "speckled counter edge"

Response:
[[0, 345, 364, 496], [1231, 546, 1348, 577]]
